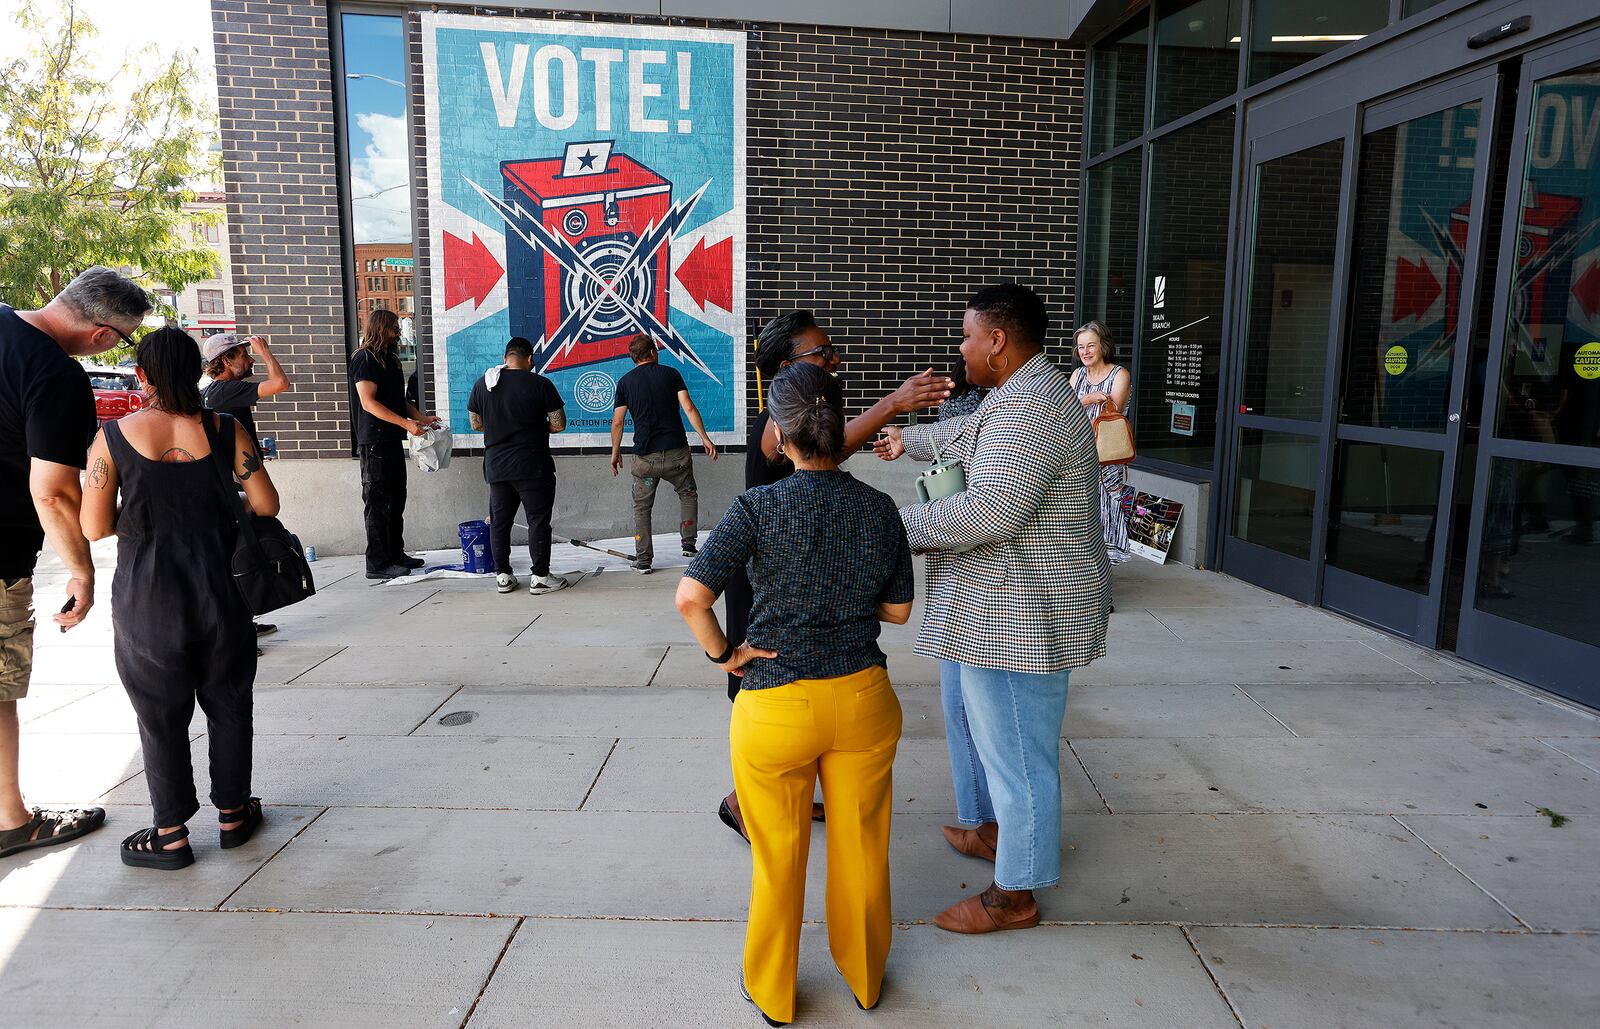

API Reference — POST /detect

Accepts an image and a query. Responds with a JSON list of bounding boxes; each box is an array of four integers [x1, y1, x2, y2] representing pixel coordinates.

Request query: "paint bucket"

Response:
[[458, 520, 492, 574]]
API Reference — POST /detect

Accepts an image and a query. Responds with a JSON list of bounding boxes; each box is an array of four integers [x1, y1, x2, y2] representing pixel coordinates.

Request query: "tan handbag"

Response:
[[1093, 398, 1136, 465]]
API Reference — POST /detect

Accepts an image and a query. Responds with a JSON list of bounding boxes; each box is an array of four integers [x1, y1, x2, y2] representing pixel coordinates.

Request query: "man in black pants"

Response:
[[352, 310, 439, 580], [468, 337, 568, 595]]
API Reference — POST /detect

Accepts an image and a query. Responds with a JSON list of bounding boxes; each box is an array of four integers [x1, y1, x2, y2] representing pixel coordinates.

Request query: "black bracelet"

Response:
[[707, 641, 735, 664]]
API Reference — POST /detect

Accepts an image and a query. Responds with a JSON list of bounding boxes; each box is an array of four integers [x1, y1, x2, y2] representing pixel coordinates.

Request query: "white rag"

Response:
[[484, 363, 506, 390]]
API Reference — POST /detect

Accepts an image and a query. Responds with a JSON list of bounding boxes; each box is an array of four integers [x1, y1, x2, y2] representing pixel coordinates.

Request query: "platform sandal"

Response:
[[120, 825, 194, 870], [219, 798, 264, 850]]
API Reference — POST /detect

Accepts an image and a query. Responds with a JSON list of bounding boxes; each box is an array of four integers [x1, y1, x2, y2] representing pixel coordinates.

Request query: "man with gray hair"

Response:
[[0, 266, 149, 859]]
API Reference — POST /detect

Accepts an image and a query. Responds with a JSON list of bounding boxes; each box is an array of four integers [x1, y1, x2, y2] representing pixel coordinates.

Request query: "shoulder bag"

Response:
[[204, 413, 317, 615], [1087, 370, 1136, 466]]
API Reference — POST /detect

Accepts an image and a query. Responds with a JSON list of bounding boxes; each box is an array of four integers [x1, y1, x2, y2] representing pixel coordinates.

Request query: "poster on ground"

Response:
[[1126, 491, 1184, 564], [419, 13, 746, 446]]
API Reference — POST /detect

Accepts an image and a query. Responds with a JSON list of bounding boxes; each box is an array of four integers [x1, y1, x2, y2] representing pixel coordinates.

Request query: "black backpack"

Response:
[[203, 412, 316, 616]]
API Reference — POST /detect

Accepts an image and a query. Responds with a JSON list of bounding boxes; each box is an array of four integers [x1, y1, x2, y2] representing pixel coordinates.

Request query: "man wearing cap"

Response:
[[201, 333, 292, 641]]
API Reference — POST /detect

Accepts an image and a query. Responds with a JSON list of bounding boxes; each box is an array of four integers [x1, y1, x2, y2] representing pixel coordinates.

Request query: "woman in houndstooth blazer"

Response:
[[877, 284, 1111, 934]]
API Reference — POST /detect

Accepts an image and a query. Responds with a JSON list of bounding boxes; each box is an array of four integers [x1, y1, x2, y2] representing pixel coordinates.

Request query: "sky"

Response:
[[2, 1, 414, 243]]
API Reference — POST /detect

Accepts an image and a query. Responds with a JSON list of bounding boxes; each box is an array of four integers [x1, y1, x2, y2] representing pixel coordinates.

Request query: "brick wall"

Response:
[[214, 3, 1083, 457], [212, 0, 350, 458]]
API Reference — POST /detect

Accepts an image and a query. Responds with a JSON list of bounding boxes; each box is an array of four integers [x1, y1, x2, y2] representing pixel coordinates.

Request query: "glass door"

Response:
[[1319, 77, 1500, 646], [1221, 113, 1354, 600], [1457, 33, 1600, 705]]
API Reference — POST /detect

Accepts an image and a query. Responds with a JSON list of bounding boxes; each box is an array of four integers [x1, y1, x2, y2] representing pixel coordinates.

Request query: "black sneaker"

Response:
[[366, 564, 411, 580], [396, 554, 426, 569], [254, 623, 277, 637], [634, 560, 653, 575], [682, 542, 698, 557]]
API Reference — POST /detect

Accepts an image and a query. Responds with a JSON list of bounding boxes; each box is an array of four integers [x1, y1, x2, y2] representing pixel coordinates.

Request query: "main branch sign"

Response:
[[420, 14, 746, 445]]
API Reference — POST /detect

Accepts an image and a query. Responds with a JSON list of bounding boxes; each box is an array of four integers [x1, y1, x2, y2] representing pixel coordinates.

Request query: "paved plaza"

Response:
[[3, 538, 1599, 1027]]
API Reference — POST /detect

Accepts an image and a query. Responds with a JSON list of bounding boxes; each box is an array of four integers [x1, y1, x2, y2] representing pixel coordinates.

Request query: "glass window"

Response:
[[1341, 103, 1481, 432], [1240, 138, 1344, 422], [1248, 0, 1389, 87], [341, 12, 415, 382], [1089, 13, 1148, 156], [1232, 427, 1319, 559], [1136, 109, 1234, 467], [198, 289, 225, 315], [1477, 457, 1600, 645], [1496, 68, 1600, 452], [1153, 0, 1241, 127], [1326, 441, 1445, 593], [1079, 150, 1142, 345]]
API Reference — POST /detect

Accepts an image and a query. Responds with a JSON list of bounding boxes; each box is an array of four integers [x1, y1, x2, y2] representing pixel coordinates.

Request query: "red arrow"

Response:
[[674, 236, 733, 313], [1392, 256, 1441, 322], [443, 231, 503, 310], [1573, 259, 1600, 320]]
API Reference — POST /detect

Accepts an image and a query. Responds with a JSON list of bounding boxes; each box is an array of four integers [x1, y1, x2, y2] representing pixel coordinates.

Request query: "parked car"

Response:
[[87, 367, 144, 424]]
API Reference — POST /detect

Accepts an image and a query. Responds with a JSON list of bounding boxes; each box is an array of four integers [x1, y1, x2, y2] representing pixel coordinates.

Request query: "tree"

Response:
[[0, 0, 220, 324]]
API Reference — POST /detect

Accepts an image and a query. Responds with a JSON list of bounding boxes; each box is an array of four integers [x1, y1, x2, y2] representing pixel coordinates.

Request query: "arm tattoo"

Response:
[[87, 457, 109, 489], [239, 446, 262, 480], [159, 448, 198, 463]]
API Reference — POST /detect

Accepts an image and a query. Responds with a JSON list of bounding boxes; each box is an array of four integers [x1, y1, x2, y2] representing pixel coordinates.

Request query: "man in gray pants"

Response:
[[609, 335, 718, 573]]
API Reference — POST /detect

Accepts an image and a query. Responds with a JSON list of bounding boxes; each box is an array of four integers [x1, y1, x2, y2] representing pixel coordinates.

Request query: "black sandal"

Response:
[[719, 796, 750, 843], [219, 798, 264, 850], [120, 825, 194, 870], [0, 806, 106, 859]]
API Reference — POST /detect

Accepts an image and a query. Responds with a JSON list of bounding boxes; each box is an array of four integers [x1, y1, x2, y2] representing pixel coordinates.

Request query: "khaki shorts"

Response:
[[0, 577, 35, 702]]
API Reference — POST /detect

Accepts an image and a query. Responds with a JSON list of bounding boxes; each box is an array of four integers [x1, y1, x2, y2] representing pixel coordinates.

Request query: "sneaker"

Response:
[[396, 554, 426, 569], [529, 574, 569, 595], [634, 560, 654, 575], [682, 542, 698, 557], [256, 648, 264, 657], [254, 622, 277, 637], [496, 573, 519, 594], [365, 564, 411, 580]]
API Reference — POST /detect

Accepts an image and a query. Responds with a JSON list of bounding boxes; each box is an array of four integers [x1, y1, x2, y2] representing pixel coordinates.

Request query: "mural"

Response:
[[420, 13, 746, 445]]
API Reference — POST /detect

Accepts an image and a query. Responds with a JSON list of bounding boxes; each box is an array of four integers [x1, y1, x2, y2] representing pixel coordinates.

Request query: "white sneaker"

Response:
[[529, 574, 569, 595], [496, 573, 519, 594]]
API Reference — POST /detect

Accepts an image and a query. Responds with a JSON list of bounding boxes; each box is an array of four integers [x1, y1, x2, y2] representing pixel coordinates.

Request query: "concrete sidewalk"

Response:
[[3, 540, 1598, 1027]]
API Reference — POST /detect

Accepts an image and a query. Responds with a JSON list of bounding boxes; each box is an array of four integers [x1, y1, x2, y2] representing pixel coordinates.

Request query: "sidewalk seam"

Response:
[[1390, 814, 1535, 932], [1233, 684, 1301, 738], [285, 645, 348, 685], [215, 805, 331, 911], [409, 685, 467, 736], [1181, 925, 1246, 1028], [459, 916, 524, 1028], [578, 739, 620, 811], [1064, 738, 1113, 815], [644, 647, 670, 686], [506, 614, 542, 647], [1536, 737, 1600, 774], [397, 588, 444, 617]]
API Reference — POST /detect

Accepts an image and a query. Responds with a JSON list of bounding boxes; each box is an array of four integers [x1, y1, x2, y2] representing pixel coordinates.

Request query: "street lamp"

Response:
[[346, 72, 404, 87]]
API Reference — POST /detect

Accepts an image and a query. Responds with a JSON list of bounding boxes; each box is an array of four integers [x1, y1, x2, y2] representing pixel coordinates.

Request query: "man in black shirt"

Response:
[[351, 310, 439, 579], [0, 266, 149, 859], [468, 337, 568, 595], [201, 332, 292, 638], [610, 335, 718, 573]]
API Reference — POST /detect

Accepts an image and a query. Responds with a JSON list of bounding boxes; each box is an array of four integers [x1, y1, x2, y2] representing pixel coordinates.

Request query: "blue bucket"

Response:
[[458, 520, 492, 573]]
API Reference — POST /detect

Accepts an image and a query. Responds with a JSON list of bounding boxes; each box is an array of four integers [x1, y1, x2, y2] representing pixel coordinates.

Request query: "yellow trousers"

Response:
[[731, 665, 902, 1023]]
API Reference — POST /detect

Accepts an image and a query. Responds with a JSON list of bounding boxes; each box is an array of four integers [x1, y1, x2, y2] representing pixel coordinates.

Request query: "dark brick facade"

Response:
[[214, 2, 1083, 457]]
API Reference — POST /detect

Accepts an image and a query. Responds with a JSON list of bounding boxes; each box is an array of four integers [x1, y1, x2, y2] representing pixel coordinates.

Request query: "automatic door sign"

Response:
[[422, 14, 746, 446], [1385, 345, 1409, 376], [1576, 342, 1600, 380]]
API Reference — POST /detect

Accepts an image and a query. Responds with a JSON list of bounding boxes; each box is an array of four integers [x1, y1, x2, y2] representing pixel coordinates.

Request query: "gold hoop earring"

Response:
[[985, 352, 1008, 374]]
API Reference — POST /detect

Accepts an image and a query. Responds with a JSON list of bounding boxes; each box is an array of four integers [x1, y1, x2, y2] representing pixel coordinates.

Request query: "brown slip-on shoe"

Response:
[[933, 890, 1041, 935], [941, 824, 997, 862]]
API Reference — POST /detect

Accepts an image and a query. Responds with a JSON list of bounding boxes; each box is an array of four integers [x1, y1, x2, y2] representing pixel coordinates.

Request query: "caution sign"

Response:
[[1576, 341, 1600, 380], [1384, 345, 1408, 376]]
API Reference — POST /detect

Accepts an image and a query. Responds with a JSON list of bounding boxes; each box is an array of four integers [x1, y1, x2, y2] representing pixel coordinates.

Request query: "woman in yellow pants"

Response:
[[677, 362, 914, 1025]]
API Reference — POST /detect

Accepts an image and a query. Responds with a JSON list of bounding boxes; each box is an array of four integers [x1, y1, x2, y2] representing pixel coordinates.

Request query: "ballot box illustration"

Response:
[[502, 140, 673, 372]]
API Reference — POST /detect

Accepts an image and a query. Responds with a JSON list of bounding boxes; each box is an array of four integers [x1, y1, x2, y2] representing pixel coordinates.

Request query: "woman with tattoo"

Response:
[[80, 327, 280, 870]]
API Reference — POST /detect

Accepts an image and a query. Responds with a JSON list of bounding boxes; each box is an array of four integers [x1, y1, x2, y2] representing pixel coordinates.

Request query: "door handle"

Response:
[[1449, 413, 1461, 423]]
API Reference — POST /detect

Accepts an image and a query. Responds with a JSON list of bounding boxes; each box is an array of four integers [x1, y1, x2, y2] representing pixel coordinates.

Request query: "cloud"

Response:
[[351, 112, 413, 243]]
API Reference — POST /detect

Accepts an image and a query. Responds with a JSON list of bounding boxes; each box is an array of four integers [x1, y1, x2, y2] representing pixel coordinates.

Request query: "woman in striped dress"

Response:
[[1072, 321, 1133, 565]]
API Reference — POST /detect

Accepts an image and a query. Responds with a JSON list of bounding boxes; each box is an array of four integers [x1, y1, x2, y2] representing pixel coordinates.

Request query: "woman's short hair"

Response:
[[137, 327, 203, 417], [767, 361, 845, 461], [755, 310, 819, 379], [1074, 320, 1117, 362], [967, 283, 1048, 347]]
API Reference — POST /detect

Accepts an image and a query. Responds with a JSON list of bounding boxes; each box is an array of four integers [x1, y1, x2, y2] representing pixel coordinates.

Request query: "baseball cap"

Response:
[[200, 333, 244, 362]]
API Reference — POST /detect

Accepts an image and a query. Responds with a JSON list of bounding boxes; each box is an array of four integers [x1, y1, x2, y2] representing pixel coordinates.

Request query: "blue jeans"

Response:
[[940, 661, 1071, 891]]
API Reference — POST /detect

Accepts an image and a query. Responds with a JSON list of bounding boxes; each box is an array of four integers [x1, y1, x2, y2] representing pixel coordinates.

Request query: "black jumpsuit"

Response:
[[723, 410, 792, 699], [106, 418, 256, 828]]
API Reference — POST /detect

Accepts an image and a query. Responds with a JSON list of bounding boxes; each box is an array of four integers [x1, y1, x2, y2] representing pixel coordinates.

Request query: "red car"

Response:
[[87, 367, 144, 425]]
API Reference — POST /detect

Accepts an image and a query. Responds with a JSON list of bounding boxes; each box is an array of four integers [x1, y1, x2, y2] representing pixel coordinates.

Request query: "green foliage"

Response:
[[0, 0, 220, 309], [1534, 806, 1569, 828]]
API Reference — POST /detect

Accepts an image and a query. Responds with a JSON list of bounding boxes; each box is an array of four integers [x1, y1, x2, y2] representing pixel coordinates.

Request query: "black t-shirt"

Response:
[[614, 361, 689, 456], [350, 349, 406, 445], [744, 409, 793, 490], [0, 306, 97, 579], [201, 378, 260, 446], [467, 368, 565, 483]]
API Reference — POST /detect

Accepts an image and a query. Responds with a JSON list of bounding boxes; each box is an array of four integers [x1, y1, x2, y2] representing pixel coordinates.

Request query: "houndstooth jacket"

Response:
[[900, 352, 1111, 673]]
